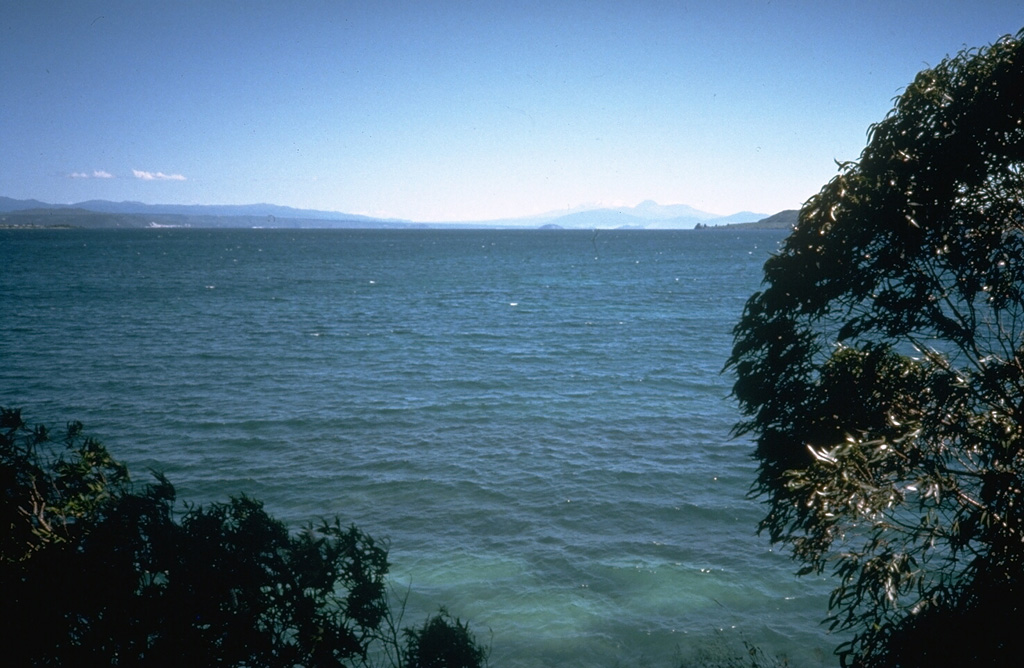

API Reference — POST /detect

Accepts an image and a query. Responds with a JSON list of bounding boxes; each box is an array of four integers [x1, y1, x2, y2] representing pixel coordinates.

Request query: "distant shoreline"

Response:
[[1, 207, 798, 231], [0, 196, 794, 230]]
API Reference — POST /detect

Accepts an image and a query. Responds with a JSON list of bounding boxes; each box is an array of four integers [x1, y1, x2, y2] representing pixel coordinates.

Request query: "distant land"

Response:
[[701, 209, 799, 230], [0, 196, 795, 230]]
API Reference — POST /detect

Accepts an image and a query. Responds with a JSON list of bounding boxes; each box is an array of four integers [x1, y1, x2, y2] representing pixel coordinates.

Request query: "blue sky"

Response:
[[2, 1, 1021, 222]]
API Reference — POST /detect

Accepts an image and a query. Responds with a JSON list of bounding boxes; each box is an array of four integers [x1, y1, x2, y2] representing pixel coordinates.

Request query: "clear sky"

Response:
[[2, 1, 1021, 222]]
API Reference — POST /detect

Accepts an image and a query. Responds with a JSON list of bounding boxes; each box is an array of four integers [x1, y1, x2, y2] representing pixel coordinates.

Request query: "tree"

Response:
[[728, 29, 1024, 667], [0, 407, 486, 667], [403, 608, 489, 668]]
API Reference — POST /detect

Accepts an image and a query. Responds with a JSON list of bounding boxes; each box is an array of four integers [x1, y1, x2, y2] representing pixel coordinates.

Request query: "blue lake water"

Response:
[[0, 228, 842, 666]]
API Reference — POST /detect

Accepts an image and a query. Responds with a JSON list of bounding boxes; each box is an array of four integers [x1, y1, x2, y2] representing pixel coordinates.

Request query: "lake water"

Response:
[[0, 228, 842, 666]]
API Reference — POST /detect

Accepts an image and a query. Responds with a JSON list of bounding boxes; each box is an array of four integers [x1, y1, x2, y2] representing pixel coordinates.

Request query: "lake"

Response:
[[0, 227, 841, 666]]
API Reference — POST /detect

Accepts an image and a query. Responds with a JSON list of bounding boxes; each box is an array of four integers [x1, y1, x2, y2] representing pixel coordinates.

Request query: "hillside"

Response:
[[0, 207, 421, 230], [696, 209, 798, 230]]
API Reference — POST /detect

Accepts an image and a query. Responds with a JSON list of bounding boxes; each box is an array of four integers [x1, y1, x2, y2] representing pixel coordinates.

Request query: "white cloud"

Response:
[[69, 170, 116, 179], [133, 169, 186, 181]]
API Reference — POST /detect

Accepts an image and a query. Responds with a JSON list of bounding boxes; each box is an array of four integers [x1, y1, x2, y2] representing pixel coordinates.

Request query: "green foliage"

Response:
[[403, 608, 488, 668], [0, 407, 487, 667], [728, 29, 1024, 667]]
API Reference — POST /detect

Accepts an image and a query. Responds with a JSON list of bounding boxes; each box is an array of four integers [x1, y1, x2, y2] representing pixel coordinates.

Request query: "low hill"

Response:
[[0, 207, 422, 230], [696, 209, 798, 230]]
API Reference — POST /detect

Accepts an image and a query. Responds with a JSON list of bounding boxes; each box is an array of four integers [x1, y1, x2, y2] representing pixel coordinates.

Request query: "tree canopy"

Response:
[[728, 28, 1024, 667], [0, 407, 486, 667]]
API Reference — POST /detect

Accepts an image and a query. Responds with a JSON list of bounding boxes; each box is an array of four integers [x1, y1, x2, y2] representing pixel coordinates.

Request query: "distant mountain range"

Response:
[[0, 196, 794, 230], [0, 196, 404, 227]]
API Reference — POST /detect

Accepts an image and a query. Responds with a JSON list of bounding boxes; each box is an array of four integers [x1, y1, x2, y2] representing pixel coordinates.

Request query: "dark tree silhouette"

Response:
[[403, 608, 488, 668], [1, 407, 486, 667], [728, 29, 1024, 667]]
